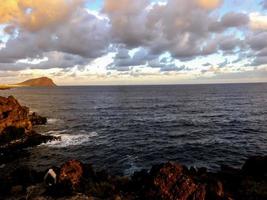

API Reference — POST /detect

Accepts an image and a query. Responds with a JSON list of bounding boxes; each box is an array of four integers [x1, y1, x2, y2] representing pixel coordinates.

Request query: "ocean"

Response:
[[1, 83, 267, 175]]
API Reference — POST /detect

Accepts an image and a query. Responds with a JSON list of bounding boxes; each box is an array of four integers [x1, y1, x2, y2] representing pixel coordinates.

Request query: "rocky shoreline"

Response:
[[0, 96, 266, 200], [1, 156, 267, 200], [0, 96, 58, 165]]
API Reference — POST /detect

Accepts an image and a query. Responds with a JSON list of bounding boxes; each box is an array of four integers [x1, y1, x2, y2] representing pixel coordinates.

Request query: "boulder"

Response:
[[29, 112, 47, 125], [145, 162, 206, 200], [58, 160, 84, 191], [0, 96, 32, 134]]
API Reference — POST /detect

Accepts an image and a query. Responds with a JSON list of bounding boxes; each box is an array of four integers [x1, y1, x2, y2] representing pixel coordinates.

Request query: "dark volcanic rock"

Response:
[[242, 156, 267, 177], [29, 112, 47, 125], [1, 157, 267, 199]]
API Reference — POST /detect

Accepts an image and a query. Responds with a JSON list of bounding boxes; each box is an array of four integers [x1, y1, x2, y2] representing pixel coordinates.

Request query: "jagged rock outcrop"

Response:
[[58, 160, 84, 191], [0, 96, 32, 134], [0, 96, 58, 158]]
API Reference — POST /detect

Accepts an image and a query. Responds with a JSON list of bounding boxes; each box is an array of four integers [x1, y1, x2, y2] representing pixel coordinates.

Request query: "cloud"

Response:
[[249, 13, 267, 31], [251, 56, 267, 66], [0, 8, 110, 68], [103, 0, 149, 14], [218, 59, 229, 68], [221, 12, 249, 27], [108, 48, 157, 71], [103, 0, 250, 62], [0, 0, 266, 83], [202, 62, 212, 66], [262, 0, 267, 9], [247, 32, 267, 50], [160, 64, 188, 72], [0, 0, 84, 31], [196, 0, 222, 9], [218, 35, 243, 52], [209, 12, 249, 32]]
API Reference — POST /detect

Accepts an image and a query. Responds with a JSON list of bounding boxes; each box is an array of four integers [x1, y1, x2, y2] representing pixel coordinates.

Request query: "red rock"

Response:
[[0, 96, 32, 134], [59, 160, 84, 191], [146, 162, 206, 200]]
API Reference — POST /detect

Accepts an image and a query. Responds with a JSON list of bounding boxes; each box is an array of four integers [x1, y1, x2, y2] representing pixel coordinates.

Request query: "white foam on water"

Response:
[[47, 118, 62, 124], [43, 130, 98, 148], [45, 130, 68, 134]]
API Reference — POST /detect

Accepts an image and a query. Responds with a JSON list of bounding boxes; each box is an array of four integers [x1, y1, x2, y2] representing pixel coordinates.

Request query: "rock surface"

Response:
[[145, 162, 206, 200], [0, 96, 58, 163], [1, 157, 267, 199], [58, 160, 84, 191], [0, 96, 32, 134], [29, 112, 47, 125]]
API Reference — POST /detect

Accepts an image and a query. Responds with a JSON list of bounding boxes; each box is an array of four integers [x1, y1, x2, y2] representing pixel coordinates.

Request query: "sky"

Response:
[[0, 0, 267, 85]]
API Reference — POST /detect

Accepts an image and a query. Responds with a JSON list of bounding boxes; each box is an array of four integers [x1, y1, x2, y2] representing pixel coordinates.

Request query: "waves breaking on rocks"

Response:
[[42, 130, 98, 147]]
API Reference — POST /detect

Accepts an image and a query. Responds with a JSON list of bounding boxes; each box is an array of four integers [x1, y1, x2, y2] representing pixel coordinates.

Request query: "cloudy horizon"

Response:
[[1, 0, 267, 85]]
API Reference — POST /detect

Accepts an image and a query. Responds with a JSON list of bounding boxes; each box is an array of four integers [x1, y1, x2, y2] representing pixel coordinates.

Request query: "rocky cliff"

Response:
[[0, 96, 32, 134], [0, 96, 57, 156]]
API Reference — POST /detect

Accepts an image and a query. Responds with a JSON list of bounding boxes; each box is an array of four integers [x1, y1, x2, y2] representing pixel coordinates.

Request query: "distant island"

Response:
[[17, 77, 57, 87], [0, 77, 57, 90]]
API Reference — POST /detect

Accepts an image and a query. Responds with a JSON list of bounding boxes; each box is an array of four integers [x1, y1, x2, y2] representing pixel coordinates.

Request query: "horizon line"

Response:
[[56, 81, 267, 87]]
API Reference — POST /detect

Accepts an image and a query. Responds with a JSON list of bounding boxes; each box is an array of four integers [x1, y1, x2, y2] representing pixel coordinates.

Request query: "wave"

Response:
[[123, 155, 141, 176], [42, 130, 98, 147], [47, 118, 63, 124]]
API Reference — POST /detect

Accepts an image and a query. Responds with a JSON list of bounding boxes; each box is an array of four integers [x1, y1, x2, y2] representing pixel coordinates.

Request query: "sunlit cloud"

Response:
[[0, 0, 83, 31]]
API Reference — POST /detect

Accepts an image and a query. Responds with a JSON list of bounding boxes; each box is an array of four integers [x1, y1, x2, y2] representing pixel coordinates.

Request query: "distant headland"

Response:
[[0, 77, 57, 90], [17, 77, 57, 87]]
